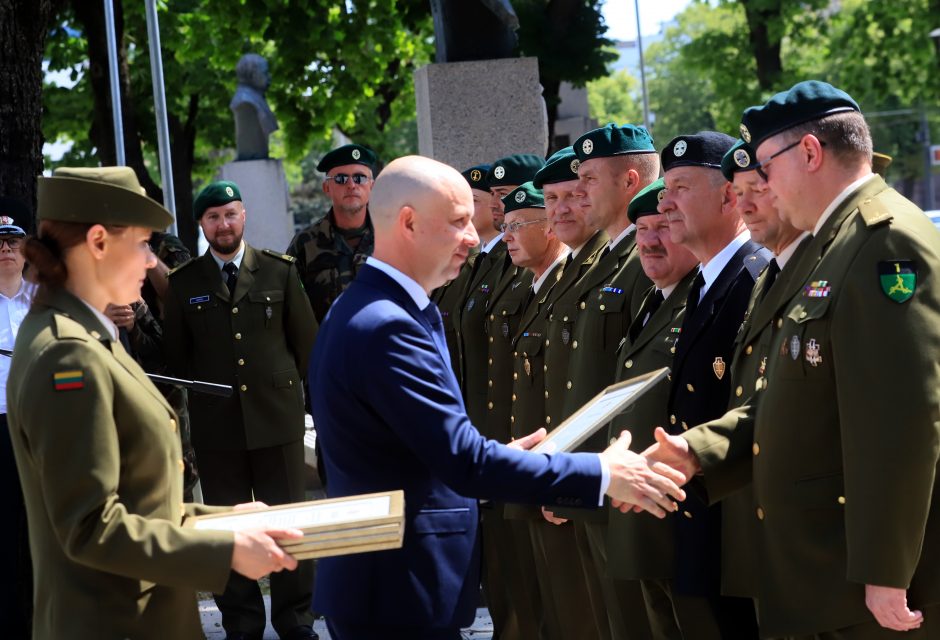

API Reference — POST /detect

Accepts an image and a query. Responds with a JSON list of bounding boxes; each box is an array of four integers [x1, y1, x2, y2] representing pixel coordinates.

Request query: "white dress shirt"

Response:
[[0, 280, 36, 413]]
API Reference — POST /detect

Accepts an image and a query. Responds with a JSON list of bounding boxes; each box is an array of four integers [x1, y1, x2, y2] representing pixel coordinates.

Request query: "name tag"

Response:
[[189, 295, 210, 304]]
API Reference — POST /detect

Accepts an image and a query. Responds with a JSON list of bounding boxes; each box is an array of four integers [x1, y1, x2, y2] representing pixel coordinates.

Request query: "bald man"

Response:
[[307, 156, 688, 640]]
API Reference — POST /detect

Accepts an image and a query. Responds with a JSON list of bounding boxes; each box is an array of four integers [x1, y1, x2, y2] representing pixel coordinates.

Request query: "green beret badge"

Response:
[[740, 124, 752, 143], [734, 148, 751, 168], [582, 139, 594, 155]]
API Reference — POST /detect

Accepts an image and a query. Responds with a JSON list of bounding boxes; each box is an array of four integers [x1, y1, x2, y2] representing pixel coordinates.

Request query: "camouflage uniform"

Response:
[[286, 209, 375, 323]]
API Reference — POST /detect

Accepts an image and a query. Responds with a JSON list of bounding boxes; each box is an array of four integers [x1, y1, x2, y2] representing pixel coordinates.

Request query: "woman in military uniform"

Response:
[[7, 167, 301, 639]]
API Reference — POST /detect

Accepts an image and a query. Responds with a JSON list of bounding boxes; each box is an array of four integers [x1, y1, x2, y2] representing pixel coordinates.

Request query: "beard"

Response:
[[208, 229, 243, 255]]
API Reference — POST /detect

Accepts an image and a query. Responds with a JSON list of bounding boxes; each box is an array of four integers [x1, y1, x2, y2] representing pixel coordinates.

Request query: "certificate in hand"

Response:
[[530, 367, 670, 454]]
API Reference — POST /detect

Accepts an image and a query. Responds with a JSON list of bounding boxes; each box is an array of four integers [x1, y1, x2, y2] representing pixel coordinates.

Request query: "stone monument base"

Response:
[[218, 159, 294, 253], [414, 57, 548, 170]]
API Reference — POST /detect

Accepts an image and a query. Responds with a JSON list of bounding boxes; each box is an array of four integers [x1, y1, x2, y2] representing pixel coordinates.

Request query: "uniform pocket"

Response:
[[794, 470, 844, 510], [412, 507, 472, 534], [248, 290, 285, 328]]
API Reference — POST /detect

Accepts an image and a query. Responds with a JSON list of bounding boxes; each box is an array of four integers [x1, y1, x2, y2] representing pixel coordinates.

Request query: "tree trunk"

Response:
[[0, 0, 55, 228], [739, 0, 784, 91]]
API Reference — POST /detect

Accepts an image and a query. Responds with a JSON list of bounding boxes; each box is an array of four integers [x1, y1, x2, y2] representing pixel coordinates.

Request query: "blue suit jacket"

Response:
[[309, 264, 601, 630]]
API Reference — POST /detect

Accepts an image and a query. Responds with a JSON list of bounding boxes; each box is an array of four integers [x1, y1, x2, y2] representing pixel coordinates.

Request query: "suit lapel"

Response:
[[231, 245, 258, 304], [200, 251, 231, 304], [743, 236, 814, 346], [514, 257, 566, 339], [626, 267, 697, 357]]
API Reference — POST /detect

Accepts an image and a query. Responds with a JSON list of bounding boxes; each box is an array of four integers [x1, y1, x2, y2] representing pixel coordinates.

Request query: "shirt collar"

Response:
[[210, 241, 246, 270], [532, 247, 570, 294], [660, 282, 678, 300], [481, 233, 504, 254], [78, 299, 120, 342], [366, 256, 430, 310], [607, 224, 636, 251], [812, 173, 876, 236], [0, 278, 34, 302], [775, 231, 811, 269], [700, 230, 751, 296]]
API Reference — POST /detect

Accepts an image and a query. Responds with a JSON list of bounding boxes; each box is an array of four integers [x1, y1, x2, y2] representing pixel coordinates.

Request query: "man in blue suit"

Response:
[[308, 155, 687, 639]]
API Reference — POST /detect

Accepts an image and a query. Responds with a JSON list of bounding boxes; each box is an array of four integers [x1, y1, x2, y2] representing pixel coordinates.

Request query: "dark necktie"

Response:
[[599, 245, 611, 261], [222, 262, 238, 296], [628, 289, 665, 342], [684, 270, 706, 319], [761, 259, 781, 299]]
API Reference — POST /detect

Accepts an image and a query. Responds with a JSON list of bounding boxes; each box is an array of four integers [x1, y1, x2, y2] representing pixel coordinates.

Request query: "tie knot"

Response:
[[423, 301, 443, 327], [223, 262, 238, 277]]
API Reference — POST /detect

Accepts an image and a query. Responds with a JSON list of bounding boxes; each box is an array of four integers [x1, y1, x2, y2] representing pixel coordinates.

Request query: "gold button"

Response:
[[837, 496, 846, 505], [686, 383, 694, 392], [235, 333, 242, 340], [599, 304, 606, 311], [563, 315, 569, 322], [488, 402, 494, 409], [513, 373, 518, 380], [545, 339, 550, 346], [756, 507, 765, 520], [735, 386, 743, 397], [489, 336, 494, 343], [544, 390, 549, 399], [546, 416, 552, 425], [288, 381, 292, 387], [502, 310, 507, 316], [177, 459, 185, 472], [670, 346, 676, 354], [238, 358, 245, 366], [682, 421, 688, 431], [543, 365, 548, 372], [580, 302, 586, 310], [266, 296, 271, 302], [240, 384, 247, 392], [776, 318, 783, 328], [670, 415, 676, 425], [799, 311, 807, 319], [512, 394, 517, 401], [745, 345, 752, 355], [169, 418, 177, 432], [488, 380, 493, 387], [511, 416, 515, 424], [572, 340, 578, 349], [232, 307, 239, 314], [514, 351, 518, 357], [90, 330, 101, 339], [566, 381, 572, 389], [683, 510, 692, 519], [490, 314, 495, 321], [752, 442, 760, 456], [625, 359, 633, 369], [489, 358, 493, 365]]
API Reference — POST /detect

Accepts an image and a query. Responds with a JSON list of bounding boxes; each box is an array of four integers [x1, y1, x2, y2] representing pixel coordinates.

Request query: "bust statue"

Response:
[[230, 54, 279, 161], [430, 0, 519, 62]]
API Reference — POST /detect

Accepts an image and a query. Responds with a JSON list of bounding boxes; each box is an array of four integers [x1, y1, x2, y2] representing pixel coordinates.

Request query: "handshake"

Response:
[[512, 426, 701, 519]]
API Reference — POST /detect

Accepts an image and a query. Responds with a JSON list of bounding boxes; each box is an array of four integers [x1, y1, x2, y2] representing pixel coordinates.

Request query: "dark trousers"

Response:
[[1, 413, 32, 639], [640, 577, 757, 640], [197, 441, 313, 637], [326, 617, 460, 640]]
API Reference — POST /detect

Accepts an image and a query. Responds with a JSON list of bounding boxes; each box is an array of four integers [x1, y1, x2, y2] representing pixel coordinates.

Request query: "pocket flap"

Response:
[[248, 290, 285, 303], [516, 334, 545, 357], [272, 369, 297, 389], [787, 297, 830, 324], [412, 507, 472, 534], [794, 471, 844, 509]]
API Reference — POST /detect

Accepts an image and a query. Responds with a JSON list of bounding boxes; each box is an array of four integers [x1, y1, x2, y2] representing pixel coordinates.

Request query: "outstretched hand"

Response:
[[865, 585, 923, 631], [601, 430, 686, 518], [642, 427, 700, 480]]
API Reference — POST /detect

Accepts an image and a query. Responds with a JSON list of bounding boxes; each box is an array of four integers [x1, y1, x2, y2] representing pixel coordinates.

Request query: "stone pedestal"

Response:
[[414, 57, 548, 170], [218, 158, 293, 253]]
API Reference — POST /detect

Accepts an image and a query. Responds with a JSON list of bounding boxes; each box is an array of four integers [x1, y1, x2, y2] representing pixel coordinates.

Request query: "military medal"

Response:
[[789, 335, 801, 360], [561, 326, 571, 345], [467, 298, 475, 312], [759, 356, 767, 376], [265, 306, 273, 320], [502, 321, 510, 338], [804, 339, 823, 367], [524, 357, 532, 377], [712, 357, 726, 380], [803, 280, 831, 298]]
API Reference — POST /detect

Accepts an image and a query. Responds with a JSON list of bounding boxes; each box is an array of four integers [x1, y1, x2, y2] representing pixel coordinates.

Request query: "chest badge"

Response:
[[561, 326, 571, 345], [759, 356, 767, 376], [502, 320, 510, 338], [789, 335, 801, 360], [805, 339, 823, 367], [265, 306, 273, 320], [524, 357, 532, 377], [712, 357, 726, 380]]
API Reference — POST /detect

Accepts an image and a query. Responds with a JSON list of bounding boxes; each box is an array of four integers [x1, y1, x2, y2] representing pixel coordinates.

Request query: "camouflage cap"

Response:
[[574, 123, 656, 161], [316, 144, 378, 174], [462, 163, 492, 191], [193, 181, 242, 221], [0, 196, 30, 237], [502, 182, 545, 214], [740, 80, 860, 149], [628, 178, 666, 224], [661, 131, 737, 172], [720, 139, 759, 182], [487, 154, 545, 188], [38, 166, 172, 230], [533, 147, 580, 188]]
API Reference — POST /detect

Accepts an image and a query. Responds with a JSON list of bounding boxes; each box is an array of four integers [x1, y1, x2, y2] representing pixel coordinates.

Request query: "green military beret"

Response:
[[38, 166, 172, 230], [193, 181, 242, 221], [533, 146, 580, 188], [720, 139, 758, 182], [316, 144, 378, 173], [661, 131, 737, 172], [740, 80, 860, 149], [574, 123, 655, 161], [487, 154, 545, 188], [628, 178, 666, 224], [0, 196, 30, 237], [502, 182, 545, 214], [461, 164, 492, 191]]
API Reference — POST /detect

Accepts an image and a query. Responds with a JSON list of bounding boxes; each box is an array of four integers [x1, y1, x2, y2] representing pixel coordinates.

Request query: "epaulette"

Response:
[[167, 257, 197, 277], [52, 313, 92, 342], [744, 248, 771, 281], [858, 194, 894, 228], [262, 248, 297, 263]]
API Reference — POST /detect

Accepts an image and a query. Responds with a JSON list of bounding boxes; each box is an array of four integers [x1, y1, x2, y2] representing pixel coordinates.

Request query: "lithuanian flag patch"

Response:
[[53, 370, 84, 391]]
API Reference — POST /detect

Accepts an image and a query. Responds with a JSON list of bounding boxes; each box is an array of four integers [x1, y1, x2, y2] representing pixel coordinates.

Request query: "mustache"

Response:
[[640, 247, 668, 257]]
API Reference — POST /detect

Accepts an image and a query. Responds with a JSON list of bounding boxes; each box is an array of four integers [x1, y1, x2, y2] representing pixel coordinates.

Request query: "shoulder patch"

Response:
[[167, 258, 197, 277], [858, 196, 893, 228], [262, 248, 297, 263]]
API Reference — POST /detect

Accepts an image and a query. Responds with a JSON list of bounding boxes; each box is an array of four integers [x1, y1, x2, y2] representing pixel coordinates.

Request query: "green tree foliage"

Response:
[[586, 69, 642, 127]]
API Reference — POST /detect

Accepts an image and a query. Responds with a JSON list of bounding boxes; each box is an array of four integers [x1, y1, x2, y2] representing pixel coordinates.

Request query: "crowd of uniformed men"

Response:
[[3, 77, 939, 639]]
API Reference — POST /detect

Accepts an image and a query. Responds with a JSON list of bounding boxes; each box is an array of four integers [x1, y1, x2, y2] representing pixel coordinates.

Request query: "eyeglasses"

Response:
[[500, 218, 547, 234], [327, 173, 372, 185], [756, 139, 827, 181], [0, 237, 23, 250]]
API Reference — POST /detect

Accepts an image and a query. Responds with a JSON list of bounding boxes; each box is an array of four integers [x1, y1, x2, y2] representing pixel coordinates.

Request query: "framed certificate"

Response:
[[531, 367, 670, 454]]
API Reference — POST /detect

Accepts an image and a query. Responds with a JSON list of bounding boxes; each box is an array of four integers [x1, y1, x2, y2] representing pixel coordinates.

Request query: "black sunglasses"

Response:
[[327, 173, 372, 185]]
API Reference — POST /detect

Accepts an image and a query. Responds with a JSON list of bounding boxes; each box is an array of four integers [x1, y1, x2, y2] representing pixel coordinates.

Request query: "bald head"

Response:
[[370, 155, 479, 292]]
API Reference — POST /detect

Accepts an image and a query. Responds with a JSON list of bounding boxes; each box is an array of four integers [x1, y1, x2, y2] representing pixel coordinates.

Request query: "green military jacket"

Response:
[[542, 231, 609, 428], [606, 269, 696, 579], [164, 245, 318, 451], [7, 289, 233, 639], [286, 209, 374, 323], [684, 177, 940, 636], [456, 241, 510, 428], [432, 252, 478, 386]]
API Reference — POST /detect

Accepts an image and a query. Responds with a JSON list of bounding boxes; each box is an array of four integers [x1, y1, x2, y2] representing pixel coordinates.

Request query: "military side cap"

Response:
[[487, 154, 545, 188], [872, 152, 893, 178], [38, 166, 172, 230], [740, 80, 860, 149], [502, 182, 545, 214], [193, 181, 242, 221], [662, 131, 737, 172], [628, 178, 666, 224], [533, 147, 580, 188], [462, 164, 492, 190], [574, 123, 655, 161], [0, 196, 30, 236], [720, 139, 759, 182], [316, 144, 377, 173]]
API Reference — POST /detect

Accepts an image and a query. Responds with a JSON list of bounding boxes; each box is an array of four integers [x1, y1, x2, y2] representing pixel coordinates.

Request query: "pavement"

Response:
[[200, 596, 494, 639]]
